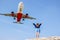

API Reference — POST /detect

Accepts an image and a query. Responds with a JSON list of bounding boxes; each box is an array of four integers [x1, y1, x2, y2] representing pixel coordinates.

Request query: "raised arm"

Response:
[[33, 23, 36, 27]]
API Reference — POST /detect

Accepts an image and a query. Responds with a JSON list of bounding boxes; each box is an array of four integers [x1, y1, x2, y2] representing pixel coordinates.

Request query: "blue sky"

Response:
[[0, 0, 60, 40]]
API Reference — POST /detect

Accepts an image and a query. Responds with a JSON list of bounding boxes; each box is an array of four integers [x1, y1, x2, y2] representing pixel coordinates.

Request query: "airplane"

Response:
[[0, 2, 36, 24]]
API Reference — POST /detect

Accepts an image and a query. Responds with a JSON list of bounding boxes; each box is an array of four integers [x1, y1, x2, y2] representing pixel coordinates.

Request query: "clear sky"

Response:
[[0, 0, 60, 40]]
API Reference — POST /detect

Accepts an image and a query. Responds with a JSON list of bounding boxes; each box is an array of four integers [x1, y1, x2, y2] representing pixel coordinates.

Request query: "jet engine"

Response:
[[11, 11, 16, 20], [26, 13, 28, 16], [22, 13, 28, 21]]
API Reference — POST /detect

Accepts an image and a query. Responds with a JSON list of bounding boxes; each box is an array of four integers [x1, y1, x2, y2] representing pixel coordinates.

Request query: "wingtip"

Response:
[[0, 14, 4, 15], [31, 17, 36, 20]]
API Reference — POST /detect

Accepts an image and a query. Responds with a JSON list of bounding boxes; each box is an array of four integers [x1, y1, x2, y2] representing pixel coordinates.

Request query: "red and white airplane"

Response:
[[0, 2, 36, 24]]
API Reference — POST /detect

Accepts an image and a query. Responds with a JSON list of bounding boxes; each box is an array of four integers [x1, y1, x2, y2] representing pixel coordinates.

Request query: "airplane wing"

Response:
[[0, 12, 17, 20], [22, 14, 36, 20], [25, 16, 36, 20], [0, 13, 11, 16], [0, 13, 16, 17]]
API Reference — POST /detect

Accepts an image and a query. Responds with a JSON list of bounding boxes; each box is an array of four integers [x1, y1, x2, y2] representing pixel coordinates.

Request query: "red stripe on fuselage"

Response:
[[17, 13, 22, 22]]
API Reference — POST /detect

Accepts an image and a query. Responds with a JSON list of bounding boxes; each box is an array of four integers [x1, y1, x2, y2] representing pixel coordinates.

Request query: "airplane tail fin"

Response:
[[13, 22, 23, 24]]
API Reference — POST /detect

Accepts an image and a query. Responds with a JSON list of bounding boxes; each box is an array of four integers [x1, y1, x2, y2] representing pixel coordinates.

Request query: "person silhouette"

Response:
[[33, 23, 42, 38]]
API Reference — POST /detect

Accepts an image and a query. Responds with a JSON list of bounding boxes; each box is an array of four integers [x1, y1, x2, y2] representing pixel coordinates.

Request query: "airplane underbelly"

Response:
[[17, 13, 22, 22]]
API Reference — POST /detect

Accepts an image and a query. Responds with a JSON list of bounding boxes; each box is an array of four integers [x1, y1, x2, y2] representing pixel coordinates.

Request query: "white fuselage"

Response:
[[18, 2, 24, 13]]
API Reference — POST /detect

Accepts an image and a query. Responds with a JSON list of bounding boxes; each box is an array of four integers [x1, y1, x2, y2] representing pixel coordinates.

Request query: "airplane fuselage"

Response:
[[0, 2, 36, 23]]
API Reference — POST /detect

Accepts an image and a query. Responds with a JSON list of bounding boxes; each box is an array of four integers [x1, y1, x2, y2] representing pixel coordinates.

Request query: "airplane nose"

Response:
[[18, 2, 24, 13], [19, 2, 23, 5], [19, 2, 24, 8]]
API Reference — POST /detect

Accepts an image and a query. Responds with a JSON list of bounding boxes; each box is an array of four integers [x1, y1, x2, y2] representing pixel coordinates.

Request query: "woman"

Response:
[[33, 23, 42, 38]]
